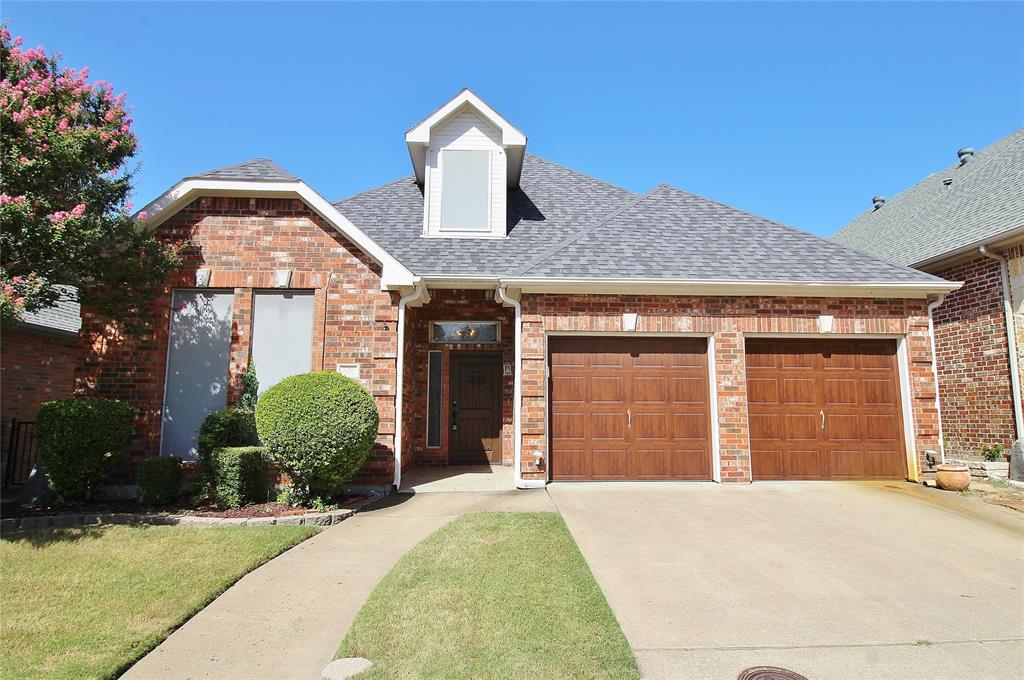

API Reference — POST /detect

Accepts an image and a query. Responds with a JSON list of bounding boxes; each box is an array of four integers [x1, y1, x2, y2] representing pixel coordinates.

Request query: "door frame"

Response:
[[744, 333, 918, 481], [544, 332, 719, 482], [448, 350, 504, 465]]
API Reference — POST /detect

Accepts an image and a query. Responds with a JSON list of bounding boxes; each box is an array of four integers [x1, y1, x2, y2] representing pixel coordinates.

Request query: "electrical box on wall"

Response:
[[335, 364, 362, 383]]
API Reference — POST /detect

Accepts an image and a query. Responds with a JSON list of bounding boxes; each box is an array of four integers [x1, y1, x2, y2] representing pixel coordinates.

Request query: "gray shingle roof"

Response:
[[832, 129, 1024, 266], [334, 154, 638, 276], [517, 184, 941, 283], [334, 154, 942, 284], [19, 286, 81, 335], [189, 158, 299, 182]]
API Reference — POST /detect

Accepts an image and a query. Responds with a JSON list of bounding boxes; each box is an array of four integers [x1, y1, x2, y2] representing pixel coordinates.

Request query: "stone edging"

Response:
[[1, 498, 380, 534]]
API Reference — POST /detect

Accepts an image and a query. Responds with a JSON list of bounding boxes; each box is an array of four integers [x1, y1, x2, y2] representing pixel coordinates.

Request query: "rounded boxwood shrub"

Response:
[[255, 372, 378, 501], [36, 397, 134, 503], [137, 456, 182, 506]]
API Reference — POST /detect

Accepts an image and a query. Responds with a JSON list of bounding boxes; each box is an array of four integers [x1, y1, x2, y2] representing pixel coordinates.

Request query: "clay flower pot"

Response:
[[936, 464, 971, 492]]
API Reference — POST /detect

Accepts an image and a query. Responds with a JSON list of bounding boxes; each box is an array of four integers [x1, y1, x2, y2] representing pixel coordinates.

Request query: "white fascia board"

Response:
[[498, 277, 963, 299], [405, 90, 527, 146], [136, 179, 417, 289]]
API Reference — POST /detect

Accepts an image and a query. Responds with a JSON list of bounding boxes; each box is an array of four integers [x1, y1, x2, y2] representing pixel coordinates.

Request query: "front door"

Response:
[[450, 353, 502, 465]]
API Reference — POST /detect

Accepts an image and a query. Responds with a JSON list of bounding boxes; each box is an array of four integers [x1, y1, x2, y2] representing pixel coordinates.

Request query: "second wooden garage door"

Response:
[[549, 337, 712, 481], [746, 338, 907, 480]]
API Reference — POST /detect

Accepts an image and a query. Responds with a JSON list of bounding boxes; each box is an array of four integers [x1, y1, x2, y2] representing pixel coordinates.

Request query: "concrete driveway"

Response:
[[548, 481, 1024, 680]]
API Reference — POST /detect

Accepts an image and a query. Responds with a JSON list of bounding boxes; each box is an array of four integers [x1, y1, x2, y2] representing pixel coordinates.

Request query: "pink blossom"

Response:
[[70, 203, 86, 217], [56, 118, 69, 131], [137, 210, 149, 220], [18, 156, 29, 165], [124, 201, 135, 211]]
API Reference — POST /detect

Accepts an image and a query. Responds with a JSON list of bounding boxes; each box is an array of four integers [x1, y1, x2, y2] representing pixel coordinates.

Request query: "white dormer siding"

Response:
[[423, 106, 507, 238]]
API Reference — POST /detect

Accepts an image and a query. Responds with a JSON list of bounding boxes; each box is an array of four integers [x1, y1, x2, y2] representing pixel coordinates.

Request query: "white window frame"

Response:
[[438, 148, 492, 233]]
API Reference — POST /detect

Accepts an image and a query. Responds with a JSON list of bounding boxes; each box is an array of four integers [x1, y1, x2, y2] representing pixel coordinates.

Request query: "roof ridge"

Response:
[[832, 128, 1024, 250], [514, 184, 667, 276], [645, 184, 945, 281], [188, 157, 299, 181], [332, 175, 416, 206], [525, 153, 638, 197]]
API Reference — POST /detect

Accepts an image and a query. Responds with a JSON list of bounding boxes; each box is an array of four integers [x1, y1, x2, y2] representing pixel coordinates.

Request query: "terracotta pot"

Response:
[[936, 464, 971, 491]]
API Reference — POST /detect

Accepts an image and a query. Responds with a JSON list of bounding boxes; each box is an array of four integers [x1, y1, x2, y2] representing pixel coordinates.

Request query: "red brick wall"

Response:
[[931, 254, 1018, 459], [75, 197, 399, 484], [0, 327, 78, 480], [403, 290, 514, 467], [519, 294, 940, 483]]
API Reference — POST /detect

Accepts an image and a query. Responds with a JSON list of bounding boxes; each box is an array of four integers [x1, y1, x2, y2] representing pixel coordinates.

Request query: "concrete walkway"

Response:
[[548, 481, 1024, 680], [399, 464, 514, 493], [122, 490, 554, 680]]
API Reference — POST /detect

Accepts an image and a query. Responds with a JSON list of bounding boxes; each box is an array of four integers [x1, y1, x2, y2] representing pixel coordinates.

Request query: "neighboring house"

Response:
[[77, 90, 958, 489], [834, 130, 1023, 462], [1, 288, 81, 485]]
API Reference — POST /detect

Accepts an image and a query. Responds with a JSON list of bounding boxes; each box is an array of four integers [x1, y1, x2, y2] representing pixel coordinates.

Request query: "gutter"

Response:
[[393, 282, 429, 489], [979, 246, 1024, 441], [926, 294, 947, 464], [495, 285, 546, 489]]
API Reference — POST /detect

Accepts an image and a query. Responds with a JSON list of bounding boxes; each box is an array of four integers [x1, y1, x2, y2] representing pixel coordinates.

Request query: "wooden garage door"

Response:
[[745, 339, 907, 480], [549, 337, 712, 481]]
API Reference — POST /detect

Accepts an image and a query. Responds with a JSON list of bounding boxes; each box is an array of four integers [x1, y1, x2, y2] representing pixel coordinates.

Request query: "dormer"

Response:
[[406, 90, 527, 239]]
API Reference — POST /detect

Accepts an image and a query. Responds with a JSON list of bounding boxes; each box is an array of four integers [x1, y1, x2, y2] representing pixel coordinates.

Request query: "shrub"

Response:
[[981, 443, 1005, 462], [211, 446, 271, 509], [36, 397, 134, 502], [137, 457, 182, 505], [196, 408, 256, 493], [256, 372, 378, 502], [240, 360, 259, 411]]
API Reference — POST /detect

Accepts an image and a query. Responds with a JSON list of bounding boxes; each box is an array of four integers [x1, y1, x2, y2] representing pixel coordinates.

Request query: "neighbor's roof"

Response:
[[833, 129, 1024, 267], [188, 158, 299, 182], [335, 154, 943, 285], [19, 285, 81, 335]]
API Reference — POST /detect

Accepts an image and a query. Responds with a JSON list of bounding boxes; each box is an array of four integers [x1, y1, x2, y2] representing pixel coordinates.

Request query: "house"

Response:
[[76, 90, 959, 490], [833, 130, 1023, 462], [1, 288, 81, 486]]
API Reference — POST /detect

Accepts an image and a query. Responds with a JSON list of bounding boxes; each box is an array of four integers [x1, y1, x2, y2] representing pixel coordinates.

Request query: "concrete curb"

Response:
[[0, 497, 381, 535]]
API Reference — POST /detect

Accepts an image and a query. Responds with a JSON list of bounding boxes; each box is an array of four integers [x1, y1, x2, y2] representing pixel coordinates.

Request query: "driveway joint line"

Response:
[[633, 638, 1024, 652]]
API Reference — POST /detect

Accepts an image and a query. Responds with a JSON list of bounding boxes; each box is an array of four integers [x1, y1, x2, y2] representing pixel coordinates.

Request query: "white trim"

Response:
[[979, 246, 1024, 440], [393, 283, 429, 488], [896, 336, 920, 482], [500, 277, 960, 298], [406, 90, 526, 145], [136, 178, 417, 289], [495, 286, 543, 489], [544, 330, 718, 483], [927, 295, 947, 464]]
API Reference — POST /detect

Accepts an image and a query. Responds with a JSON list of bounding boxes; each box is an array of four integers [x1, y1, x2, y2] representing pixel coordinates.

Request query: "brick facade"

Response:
[[403, 290, 515, 468], [75, 197, 400, 484], [0, 327, 78, 482], [931, 253, 1019, 459], [518, 294, 940, 483]]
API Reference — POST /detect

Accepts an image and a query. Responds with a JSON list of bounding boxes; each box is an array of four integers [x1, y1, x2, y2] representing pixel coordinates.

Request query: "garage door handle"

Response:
[[627, 409, 632, 428], [820, 409, 825, 431]]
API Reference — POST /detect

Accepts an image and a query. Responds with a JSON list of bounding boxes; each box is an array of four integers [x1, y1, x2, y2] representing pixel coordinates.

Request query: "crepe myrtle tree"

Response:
[[0, 26, 182, 327]]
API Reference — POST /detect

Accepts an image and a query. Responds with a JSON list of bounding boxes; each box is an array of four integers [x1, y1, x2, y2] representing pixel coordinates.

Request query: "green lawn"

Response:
[[1, 524, 317, 680], [338, 512, 639, 680]]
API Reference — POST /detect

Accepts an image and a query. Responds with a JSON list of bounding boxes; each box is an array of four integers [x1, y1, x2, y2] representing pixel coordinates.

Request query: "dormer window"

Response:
[[406, 89, 527, 239], [440, 150, 490, 231]]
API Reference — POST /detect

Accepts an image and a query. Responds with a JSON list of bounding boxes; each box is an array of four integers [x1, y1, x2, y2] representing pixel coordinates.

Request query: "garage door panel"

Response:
[[782, 378, 817, 404], [549, 337, 712, 481], [747, 338, 906, 480]]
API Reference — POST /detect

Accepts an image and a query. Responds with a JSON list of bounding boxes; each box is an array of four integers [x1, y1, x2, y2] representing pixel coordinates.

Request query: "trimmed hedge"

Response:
[[136, 456, 182, 505], [211, 446, 271, 509], [255, 372, 378, 501], [36, 397, 134, 503], [196, 408, 256, 494]]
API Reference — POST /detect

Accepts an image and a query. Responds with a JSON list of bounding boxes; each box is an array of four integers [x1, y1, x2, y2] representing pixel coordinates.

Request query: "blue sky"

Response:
[[5, 2, 1022, 236]]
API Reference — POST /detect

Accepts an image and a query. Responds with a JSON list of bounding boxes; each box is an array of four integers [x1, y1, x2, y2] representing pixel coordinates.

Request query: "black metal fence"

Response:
[[3, 419, 38, 488]]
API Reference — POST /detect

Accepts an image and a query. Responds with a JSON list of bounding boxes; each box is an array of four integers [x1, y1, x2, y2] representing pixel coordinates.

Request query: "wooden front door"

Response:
[[450, 353, 503, 465], [746, 338, 907, 480], [548, 337, 713, 481]]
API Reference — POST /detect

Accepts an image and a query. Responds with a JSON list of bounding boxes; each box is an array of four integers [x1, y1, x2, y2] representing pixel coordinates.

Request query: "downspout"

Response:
[[393, 282, 428, 489], [495, 285, 546, 489], [926, 294, 947, 464], [979, 246, 1024, 441]]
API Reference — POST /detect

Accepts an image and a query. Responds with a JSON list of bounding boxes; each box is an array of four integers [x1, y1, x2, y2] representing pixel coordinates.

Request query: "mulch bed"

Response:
[[1, 496, 368, 519]]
